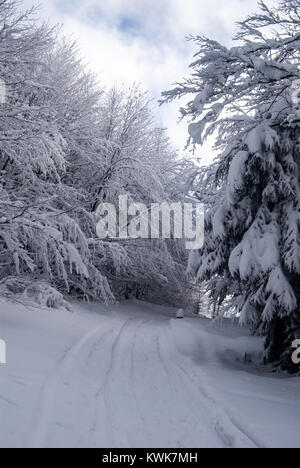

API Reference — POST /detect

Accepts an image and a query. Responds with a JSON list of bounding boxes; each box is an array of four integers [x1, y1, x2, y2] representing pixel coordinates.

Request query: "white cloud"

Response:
[[21, 0, 268, 162]]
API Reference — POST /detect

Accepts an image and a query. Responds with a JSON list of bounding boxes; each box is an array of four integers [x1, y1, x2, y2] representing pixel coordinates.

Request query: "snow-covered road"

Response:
[[1, 299, 300, 448]]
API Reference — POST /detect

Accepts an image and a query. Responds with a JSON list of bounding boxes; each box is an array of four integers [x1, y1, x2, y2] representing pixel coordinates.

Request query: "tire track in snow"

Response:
[[139, 319, 186, 446], [93, 318, 136, 447], [157, 325, 228, 447], [173, 345, 265, 447], [165, 323, 264, 448], [129, 319, 153, 440], [173, 361, 237, 448], [29, 321, 115, 448], [85, 329, 114, 367], [102, 317, 160, 447], [141, 321, 214, 447]]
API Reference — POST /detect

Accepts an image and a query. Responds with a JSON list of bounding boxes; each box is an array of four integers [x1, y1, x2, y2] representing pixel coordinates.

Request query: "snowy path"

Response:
[[1, 299, 300, 448]]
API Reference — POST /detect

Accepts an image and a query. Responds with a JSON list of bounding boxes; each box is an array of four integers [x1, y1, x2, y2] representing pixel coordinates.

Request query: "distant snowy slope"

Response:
[[0, 299, 300, 448]]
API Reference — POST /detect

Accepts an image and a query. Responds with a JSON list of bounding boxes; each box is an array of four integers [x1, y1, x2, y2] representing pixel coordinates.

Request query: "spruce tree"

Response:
[[162, 0, 300, 372]]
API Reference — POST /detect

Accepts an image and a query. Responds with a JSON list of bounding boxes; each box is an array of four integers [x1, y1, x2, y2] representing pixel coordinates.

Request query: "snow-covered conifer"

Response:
[[163, 0, 300, 371]]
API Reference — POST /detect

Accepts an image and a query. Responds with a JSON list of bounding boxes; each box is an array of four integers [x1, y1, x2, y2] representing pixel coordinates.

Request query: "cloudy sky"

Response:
[[22, 0, 264, 160]]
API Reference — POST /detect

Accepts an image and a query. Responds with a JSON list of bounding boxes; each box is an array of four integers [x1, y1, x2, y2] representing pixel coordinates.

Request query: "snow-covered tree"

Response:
[[162, 0, 300, 371], [0, 2, 114, 302], [0, 0, 198, 309], [89, 85, 196, 306]]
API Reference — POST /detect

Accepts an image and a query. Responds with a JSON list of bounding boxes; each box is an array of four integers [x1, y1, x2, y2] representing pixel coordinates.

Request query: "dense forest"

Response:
[[0, 0, 199, 309]]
